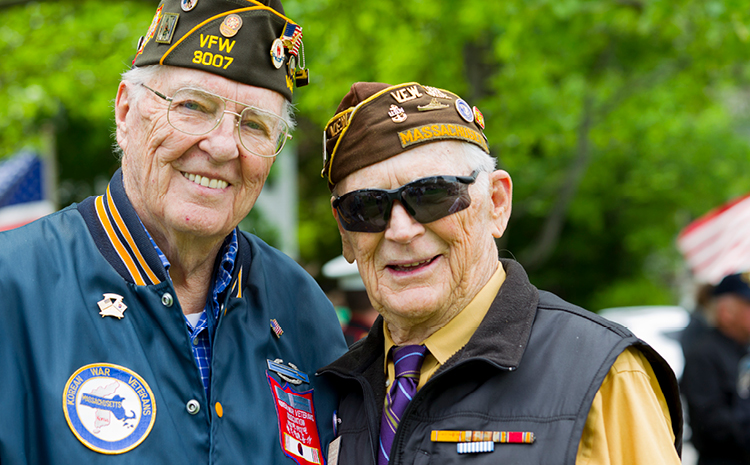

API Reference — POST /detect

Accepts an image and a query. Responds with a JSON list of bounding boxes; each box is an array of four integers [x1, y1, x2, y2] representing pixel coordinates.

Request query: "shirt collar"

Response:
[[384, 262, 506, 367]]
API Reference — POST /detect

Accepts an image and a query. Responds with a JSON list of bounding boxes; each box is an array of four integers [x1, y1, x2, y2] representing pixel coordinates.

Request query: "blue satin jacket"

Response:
[[0, 170, 347, 464]]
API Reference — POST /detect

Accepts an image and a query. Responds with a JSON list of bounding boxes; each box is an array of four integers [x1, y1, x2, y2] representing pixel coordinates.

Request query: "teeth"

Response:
[[183, 172, 228, 190], [399, 259, 430, 268]]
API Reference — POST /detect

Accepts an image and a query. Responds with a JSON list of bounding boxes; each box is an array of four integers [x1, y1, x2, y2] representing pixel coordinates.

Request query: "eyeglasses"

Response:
[[140, 84, 291, 158], [333, 170, 480, 232]]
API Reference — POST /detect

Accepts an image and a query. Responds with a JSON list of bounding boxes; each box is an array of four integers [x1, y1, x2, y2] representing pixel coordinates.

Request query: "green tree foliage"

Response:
[[0, 1, 155, 203], [2, 0, 749, 309], [288, 0, 750, 307]]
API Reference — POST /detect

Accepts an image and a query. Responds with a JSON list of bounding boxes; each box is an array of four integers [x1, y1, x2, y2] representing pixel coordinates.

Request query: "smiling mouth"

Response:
[[182, 172, 229, 189], [388, 256, 438, 272]]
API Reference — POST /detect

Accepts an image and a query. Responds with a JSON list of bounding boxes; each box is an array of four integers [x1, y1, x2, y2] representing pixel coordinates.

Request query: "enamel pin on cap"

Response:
[[155, 12, 179, 44], [423, 85, 452, 99], [418, 98, 449, 112], [180, 0, 197, 11], [220, 13, 242, 38], [455, 98, 474, 123], [473, 106, 485, 129], [270, 38, 285, 69], [388, 104, 407, 123]]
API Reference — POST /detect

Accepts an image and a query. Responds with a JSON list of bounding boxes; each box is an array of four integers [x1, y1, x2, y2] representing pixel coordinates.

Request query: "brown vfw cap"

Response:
[[322, 82, 489, 190]]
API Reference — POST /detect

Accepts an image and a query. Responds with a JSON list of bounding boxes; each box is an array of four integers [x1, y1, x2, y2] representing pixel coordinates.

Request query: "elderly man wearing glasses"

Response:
[[0, 1, 345, 463], [318, 82, 683, 464]]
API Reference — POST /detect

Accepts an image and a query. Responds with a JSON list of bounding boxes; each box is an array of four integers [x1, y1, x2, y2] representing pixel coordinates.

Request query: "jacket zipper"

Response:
[[317, 368, 381, 463]]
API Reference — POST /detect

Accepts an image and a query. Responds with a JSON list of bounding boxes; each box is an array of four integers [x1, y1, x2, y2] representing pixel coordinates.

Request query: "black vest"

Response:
[[319, 260, 682, 464]]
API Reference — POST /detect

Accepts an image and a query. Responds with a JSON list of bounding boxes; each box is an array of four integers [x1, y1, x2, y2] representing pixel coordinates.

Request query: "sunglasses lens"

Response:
[[335, 172, 477, 233], [335, 191, 390, 232], [402, 178, 472, 223]]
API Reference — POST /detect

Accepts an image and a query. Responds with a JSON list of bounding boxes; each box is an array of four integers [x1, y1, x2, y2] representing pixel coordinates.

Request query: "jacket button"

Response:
[[161, 293, 174, 307], [186, 399, 200, 415], [215, 402, 224, 418]]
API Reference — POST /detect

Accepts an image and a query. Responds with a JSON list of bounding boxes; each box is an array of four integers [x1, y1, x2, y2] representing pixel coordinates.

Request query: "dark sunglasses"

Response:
[[333, 170, 480, 232]]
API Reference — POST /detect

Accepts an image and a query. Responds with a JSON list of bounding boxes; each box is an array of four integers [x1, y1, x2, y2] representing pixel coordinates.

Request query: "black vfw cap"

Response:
[[132, 0, 308, 101]]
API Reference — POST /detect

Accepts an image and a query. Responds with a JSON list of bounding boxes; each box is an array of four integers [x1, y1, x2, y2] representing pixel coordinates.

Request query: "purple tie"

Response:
[[378, 345, 427, 465]]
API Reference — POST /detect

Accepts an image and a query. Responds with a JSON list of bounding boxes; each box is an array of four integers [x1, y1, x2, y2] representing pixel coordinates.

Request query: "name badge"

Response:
[[268, 374, 323, 464]]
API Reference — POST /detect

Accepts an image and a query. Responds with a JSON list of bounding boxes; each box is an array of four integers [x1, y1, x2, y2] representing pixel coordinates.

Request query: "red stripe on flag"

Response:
[[677, 193, 750, 283]]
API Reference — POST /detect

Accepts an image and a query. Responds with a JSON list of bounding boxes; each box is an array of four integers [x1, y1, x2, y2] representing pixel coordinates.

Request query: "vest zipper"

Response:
[[388, 358, 514, 464]]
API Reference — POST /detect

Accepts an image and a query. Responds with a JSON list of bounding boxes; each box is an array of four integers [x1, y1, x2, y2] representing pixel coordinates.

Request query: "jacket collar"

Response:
[[78, 169, 169, 286], [320, 259, 540, 377]]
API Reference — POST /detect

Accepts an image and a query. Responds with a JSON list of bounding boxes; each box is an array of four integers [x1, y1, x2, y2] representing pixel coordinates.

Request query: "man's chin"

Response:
[[164, 209, 235, 242]]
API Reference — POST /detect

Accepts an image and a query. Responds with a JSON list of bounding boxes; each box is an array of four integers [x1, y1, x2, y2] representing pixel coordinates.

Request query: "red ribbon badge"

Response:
[[267, 374, 324, 465]]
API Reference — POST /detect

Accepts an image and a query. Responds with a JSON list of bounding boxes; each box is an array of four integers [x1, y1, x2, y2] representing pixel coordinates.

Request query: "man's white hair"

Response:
[[462, 142, 497, 187]]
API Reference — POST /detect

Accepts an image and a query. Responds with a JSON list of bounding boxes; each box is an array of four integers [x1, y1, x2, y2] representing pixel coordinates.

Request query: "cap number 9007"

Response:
[[193, 51, 234, 71]]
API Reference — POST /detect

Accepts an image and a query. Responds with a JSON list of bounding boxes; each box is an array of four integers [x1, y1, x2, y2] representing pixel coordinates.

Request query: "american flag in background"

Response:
[[0, 150, 55, 232], [677, 193, 750, 284]]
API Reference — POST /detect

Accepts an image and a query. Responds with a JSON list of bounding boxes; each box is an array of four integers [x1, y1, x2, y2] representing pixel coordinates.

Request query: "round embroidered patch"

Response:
[[63, 363, 156, 454]]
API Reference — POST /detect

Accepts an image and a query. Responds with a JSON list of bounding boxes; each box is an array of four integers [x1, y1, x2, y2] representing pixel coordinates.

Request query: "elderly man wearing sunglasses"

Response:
[[0, 1, 346, 463], [318, 82, 682, 465]]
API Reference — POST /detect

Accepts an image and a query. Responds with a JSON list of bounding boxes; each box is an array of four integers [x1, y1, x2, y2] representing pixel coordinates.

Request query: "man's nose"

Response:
[[200, 112, 241, 161], [384, 201, 425, 243]]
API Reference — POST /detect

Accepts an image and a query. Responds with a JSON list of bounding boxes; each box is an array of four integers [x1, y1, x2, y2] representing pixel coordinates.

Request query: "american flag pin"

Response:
[[270, 319, 284, 338]]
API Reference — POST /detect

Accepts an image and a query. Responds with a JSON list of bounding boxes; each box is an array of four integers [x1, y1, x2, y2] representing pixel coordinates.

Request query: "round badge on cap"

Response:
[[270, 38, 285, 69], [180, 0, 197, 12], [455, 99, 474, 123], [220, 13, 242, 38], [473, 106, 485, 129]]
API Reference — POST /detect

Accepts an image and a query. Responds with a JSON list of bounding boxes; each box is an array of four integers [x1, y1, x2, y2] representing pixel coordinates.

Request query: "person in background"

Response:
[[0, 1, 346, 463], [682, 272, 750, 465], [317, 81, 682, 464], [323, 255, 380, 346], [681, 282, 715, 360]]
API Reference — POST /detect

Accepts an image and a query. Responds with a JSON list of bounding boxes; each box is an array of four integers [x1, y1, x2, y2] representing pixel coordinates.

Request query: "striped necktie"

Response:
[[378, 344, 427, 465]]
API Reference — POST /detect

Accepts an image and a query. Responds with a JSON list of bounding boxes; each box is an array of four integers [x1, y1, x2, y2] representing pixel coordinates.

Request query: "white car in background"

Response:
[[598, 305, 689, 378]]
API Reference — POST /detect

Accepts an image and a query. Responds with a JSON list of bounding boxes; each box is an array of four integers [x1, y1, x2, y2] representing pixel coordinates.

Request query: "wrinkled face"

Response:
[[333, 142, 512, 332], [115, 67, 284, 243]]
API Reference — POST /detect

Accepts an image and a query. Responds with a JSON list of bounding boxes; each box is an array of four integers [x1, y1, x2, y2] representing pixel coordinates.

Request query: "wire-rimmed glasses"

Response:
[[141, 84, 291, 158]]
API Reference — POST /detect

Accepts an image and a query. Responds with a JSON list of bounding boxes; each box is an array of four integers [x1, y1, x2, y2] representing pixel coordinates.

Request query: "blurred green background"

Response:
[[2, 0, 749, 310]]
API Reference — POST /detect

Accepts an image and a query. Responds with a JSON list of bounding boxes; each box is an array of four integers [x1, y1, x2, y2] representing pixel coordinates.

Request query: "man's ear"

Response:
[[487, 170, 513, 239], [114, 81, 132, 154], [331, 200, 356, 263]]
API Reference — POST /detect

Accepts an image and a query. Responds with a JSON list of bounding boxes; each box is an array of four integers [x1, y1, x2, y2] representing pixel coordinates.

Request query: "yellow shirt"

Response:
[[383, 262, 680, 464]]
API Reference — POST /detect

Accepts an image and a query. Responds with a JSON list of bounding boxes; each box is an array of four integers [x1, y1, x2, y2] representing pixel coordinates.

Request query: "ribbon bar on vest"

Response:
[[431, 430, 536, 444]]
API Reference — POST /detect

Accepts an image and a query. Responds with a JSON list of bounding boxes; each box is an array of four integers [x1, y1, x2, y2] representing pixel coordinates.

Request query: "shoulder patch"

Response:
[[63, 363, 156, 454]]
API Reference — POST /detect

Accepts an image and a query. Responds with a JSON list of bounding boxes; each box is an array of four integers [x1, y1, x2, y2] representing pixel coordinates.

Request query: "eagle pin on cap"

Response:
[[132, 0, 309, 102]]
